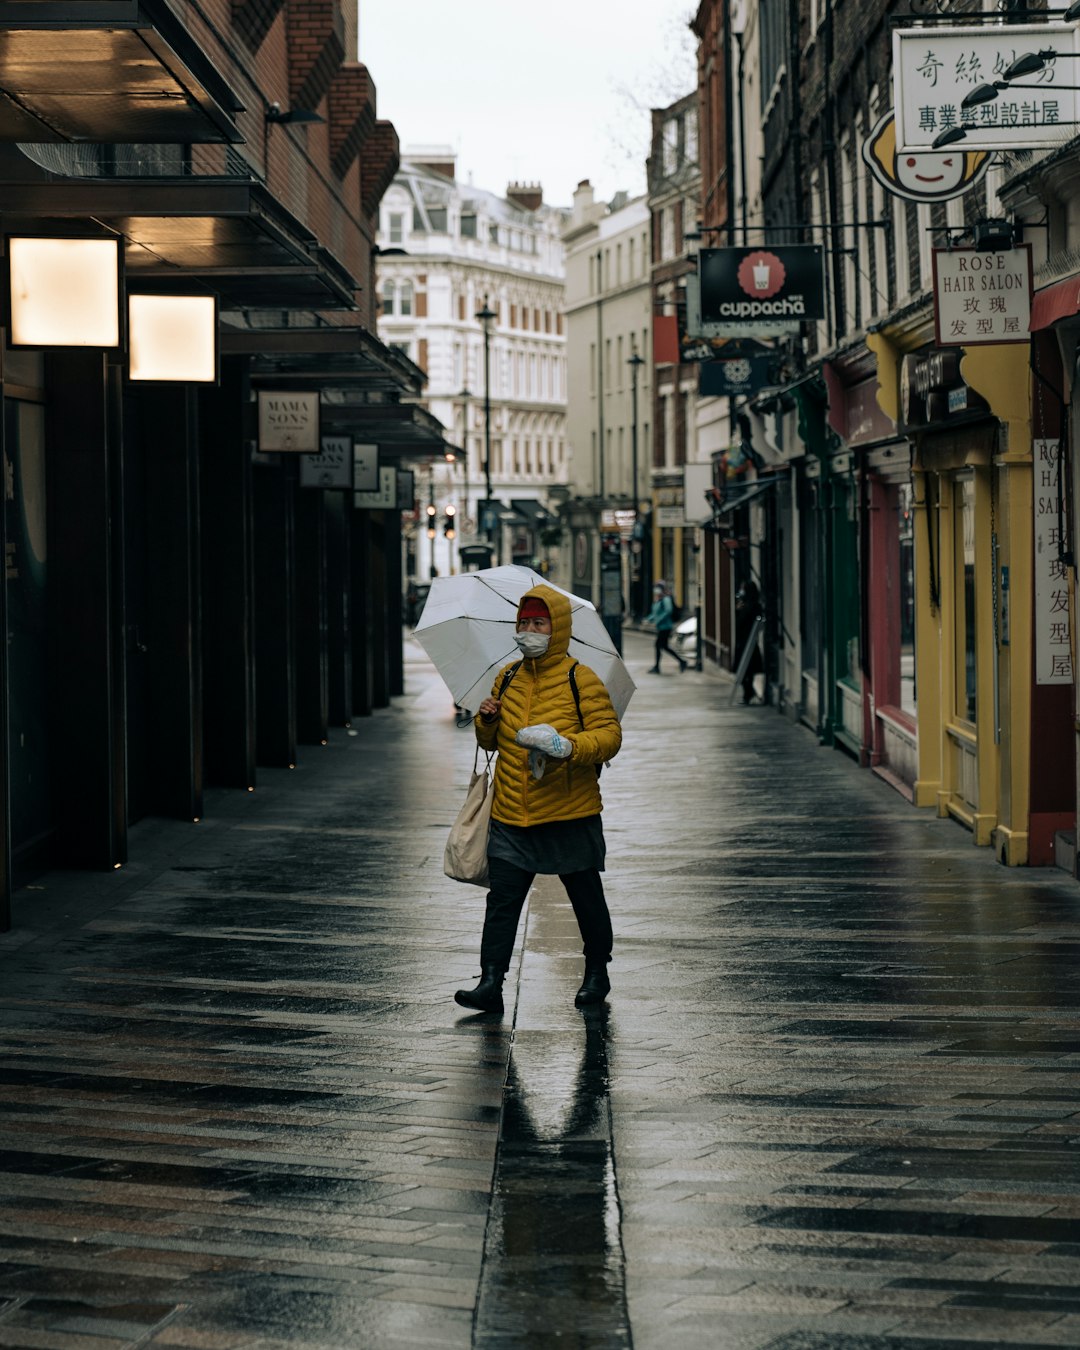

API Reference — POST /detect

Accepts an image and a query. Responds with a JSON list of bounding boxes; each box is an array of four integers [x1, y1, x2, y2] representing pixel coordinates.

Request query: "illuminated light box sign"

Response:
[[894, 24, 1080, 152], [257, 390, 320, 452]]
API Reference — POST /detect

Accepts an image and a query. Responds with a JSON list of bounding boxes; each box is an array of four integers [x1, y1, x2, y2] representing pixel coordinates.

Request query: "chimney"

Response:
[[572, 178, 594, 221], [404, 144, 456, 180], [507, 181, 543, 211]]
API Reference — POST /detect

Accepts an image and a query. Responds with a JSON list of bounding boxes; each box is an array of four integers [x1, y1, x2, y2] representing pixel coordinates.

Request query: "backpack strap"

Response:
[[497, 661, 522, 699], [568, 663, 602, 777], [568, 662, 584, 729]]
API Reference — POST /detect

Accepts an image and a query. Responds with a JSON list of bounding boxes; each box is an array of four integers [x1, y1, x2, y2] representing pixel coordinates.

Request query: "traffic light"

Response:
[[443, 504, 456, 540], [426, 502, 436, 539]]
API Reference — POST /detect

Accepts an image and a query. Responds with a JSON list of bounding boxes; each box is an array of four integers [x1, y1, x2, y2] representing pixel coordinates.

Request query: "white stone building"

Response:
[[562, 181, 652, 612], [375, 147, 568, 580]]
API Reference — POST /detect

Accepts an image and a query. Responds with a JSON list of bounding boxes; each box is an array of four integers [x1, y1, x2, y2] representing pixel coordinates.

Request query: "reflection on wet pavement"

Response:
[[1, 631, 1080, 1347]]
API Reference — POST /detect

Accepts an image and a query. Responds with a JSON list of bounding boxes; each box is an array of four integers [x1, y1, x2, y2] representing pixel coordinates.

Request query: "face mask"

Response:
[[514, 631, 550, 659]]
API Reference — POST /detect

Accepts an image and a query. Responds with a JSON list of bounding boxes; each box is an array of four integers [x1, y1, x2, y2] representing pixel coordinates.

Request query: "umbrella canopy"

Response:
[[413, 565, 636, 719]]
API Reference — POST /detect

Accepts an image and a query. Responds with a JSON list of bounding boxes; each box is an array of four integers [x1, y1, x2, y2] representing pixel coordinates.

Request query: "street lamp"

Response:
[[458, 385, 471, 524], [476, 296, 496, 545], [627, 344, 646, 621]]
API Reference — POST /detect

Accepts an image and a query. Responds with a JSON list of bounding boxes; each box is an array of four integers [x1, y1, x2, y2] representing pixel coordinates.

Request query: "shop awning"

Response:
[[0, 152, 359, 308], [0, 0, 244, 143], [1030, 272, 1080, 331], [222, 326, 425, 397], [710, 477, 779, 518], [320, 399, 463, 463], [509, 498, 553, 525]]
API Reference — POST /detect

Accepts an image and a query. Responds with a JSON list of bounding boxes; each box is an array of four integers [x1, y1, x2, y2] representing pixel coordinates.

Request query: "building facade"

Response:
[[690, 0, 1074, 870], [0, 0, 443, 928], [562, 181, 652, 620], [376, 150, 568, 581]]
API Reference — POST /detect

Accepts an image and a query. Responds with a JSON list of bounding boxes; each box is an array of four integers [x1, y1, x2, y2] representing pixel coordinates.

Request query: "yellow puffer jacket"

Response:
[[475, 583, 622, 827]]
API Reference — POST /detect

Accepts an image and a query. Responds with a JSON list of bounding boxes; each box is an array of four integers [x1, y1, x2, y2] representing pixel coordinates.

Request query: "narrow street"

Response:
[[2, 630, 1080, 1349]]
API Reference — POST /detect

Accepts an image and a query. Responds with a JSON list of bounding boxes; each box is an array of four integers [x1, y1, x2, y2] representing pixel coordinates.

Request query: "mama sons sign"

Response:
[[257, 390, 321, 452]]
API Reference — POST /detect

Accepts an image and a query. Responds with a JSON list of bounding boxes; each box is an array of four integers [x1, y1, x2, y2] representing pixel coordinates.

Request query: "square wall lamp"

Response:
[[128, 294, 218, 383], [7, 235, 123, 349]]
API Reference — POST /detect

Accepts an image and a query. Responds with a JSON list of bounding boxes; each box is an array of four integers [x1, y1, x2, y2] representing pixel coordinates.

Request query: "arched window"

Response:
[[381, 280, 395, 316]]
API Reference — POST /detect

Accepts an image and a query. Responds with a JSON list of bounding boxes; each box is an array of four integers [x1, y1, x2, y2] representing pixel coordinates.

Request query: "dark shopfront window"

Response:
[[799, 477, 820, 676], [954, 474, 976, 724], [898, 482, 916, 717], [5, 395, 51, 855]]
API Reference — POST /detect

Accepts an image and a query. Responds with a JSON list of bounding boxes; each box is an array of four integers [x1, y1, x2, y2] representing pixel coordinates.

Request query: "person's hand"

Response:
[[479, 697, 501, 723], [515, 724, 573, 758]]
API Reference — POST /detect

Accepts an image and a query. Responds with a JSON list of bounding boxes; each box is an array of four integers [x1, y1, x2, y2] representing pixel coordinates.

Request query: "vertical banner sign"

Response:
[[300, 435, 352, 488], [257, 390, 320, 452], [353, 443, 380, 492], [1033, 439, 1073, 685]]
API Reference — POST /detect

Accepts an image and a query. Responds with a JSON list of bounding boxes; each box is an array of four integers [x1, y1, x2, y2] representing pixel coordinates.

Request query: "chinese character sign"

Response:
[[932, 247, 1032, 346], [894, 25, 1080, 152], [1034, 439, 1073, 686]]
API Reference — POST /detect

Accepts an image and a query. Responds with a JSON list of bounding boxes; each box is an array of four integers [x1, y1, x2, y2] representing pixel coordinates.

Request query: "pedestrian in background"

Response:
[[454, 584, 623, 1015], [735, 579, 764, 704], [645, 581, 686, 674]]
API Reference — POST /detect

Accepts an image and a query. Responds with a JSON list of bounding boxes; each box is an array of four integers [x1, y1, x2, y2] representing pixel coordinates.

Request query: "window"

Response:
[[460, 212, 477, 238], [490, 223, 500, 244], [388, 212, 403, 244], [954, 475, 977, 724], [400, 281, 413, 316], [428, 206, 448, 233], [381, 281, 394, 315], [759, 0, 786, 109]]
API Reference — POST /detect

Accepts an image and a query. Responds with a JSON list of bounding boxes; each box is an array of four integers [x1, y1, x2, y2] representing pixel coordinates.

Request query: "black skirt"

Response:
[[488, 814, 606, 875]]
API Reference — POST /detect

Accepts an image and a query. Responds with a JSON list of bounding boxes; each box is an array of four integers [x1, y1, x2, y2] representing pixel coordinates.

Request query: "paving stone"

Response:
[[2, 633, 1080, 1346]]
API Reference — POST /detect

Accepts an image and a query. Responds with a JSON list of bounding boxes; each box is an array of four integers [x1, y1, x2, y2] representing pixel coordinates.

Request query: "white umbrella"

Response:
[[413, 565, 636, 719]]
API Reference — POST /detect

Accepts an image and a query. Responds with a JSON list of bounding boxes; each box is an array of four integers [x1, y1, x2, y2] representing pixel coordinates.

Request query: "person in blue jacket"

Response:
[[645, 581, 686, 674]]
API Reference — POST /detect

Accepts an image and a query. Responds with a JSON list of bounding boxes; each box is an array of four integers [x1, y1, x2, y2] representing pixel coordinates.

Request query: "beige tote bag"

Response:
[[444, 750, 495, 887]]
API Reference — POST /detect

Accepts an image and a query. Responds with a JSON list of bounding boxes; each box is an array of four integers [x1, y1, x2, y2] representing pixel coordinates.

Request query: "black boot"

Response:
[[574, 964, 611, 1007], [455, 965, 505, 1013]]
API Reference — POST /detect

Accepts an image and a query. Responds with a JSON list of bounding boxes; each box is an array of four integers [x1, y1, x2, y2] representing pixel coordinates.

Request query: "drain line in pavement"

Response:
[[471, 902, 633, 1348]]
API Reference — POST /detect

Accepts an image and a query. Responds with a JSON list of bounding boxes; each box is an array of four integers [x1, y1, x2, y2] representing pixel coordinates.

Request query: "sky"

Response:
[[358, 1, 698, 209]]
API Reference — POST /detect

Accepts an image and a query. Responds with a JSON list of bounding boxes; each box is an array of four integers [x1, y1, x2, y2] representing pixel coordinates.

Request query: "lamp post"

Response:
[[627, 344, 645, 621], [476, 296, 496, 548], [458, 385, 471, 527]]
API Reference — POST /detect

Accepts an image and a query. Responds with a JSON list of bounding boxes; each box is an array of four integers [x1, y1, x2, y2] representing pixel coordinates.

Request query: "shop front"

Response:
[[872, 326, 1036, 862]]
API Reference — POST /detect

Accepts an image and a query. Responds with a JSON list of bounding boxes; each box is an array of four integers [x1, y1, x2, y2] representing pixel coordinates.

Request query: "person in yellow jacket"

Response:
[[455, 583, 622, 1014]]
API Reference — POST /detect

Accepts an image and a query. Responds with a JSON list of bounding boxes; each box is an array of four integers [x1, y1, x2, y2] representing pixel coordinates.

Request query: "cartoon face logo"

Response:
[[895, 150, 966, 194], [863, 111, 989, 203]]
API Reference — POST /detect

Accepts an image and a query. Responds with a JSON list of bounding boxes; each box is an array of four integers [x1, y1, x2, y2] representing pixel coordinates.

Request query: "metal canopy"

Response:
[[223, 326, 425, 397], [322, 400, 463, 463], [0, 173, 359, 309], [0, 0, 244, 143]]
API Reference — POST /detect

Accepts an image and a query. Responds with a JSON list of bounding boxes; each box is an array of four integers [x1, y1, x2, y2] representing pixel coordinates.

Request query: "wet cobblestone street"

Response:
[[2, 630, 1080, 1349]]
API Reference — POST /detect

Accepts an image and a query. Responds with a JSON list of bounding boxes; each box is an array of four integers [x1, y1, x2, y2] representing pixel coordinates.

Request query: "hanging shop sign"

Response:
[[863, 110, 990, 202], [1033, 439, 1074, 685], [699, 353, 780, 398], [396, 468, 415, 512], [257, 390, 320, 452], [354, 465, 397, 510], [932, 245, 1032, 345], [300, 435, 352, 489], [899, 348, 989, 430], [353, 443, 380, 492], [694, 247, 825, 338], [893, 24, 1080, 153]]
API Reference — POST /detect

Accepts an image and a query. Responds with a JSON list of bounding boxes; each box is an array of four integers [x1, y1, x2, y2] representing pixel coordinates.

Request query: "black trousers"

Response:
[[654, 629, 683, 669], [480, 855, 613, 973]]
